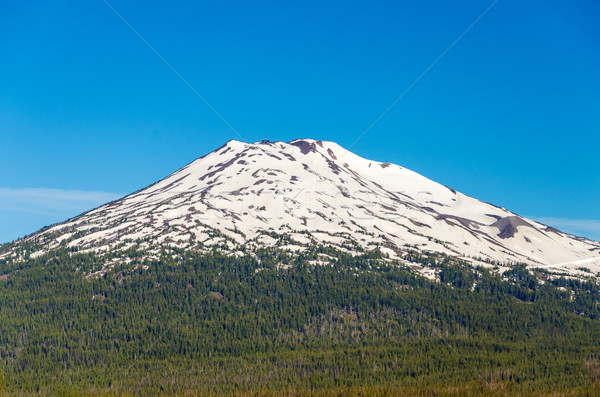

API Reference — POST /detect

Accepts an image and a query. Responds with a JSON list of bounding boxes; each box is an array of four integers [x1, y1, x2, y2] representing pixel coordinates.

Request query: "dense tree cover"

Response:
[[0, 247, 599, 395]]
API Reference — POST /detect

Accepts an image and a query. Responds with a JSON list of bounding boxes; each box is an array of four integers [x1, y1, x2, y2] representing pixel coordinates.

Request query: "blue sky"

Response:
[[1, 0, 599, 243]]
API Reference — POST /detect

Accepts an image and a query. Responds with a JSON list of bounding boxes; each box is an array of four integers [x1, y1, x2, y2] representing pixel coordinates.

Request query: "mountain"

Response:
[[2, 139, 599, 279], [2, 139, 600, 395]]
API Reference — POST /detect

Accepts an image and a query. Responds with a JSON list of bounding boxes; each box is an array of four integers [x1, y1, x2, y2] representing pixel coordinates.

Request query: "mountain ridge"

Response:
[[2, 138, 599, 279]]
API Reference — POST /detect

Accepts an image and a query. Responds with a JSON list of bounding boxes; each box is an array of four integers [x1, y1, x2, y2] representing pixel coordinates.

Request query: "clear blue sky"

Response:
[[1, 0, 599, 243]]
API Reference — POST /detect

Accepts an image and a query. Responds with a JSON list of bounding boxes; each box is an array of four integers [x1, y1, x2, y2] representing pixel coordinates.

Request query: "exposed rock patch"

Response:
[[491, 216, 534, 239], [291, 140, 317, 154]]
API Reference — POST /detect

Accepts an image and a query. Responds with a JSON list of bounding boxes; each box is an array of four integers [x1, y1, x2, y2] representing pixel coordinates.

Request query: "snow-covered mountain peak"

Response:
[[2, 139, 599, 279]]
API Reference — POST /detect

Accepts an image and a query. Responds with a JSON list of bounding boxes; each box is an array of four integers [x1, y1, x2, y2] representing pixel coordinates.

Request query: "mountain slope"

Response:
[[2, 139, 599, 277]]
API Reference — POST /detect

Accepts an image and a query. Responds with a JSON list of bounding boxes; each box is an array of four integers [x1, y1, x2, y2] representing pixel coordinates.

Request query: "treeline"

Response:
[[0, 247, 599, 395]]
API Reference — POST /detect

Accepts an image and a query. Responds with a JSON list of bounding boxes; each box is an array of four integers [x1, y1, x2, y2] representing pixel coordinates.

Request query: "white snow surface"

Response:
[[5, 139, 600, 276]]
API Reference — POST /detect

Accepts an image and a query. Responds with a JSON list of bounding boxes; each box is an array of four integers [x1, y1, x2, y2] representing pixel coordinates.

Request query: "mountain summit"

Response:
[[3, 139, 599, 277]]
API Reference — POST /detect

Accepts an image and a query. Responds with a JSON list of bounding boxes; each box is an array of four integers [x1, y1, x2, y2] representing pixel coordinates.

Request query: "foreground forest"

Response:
[[0, 245, 600, 395]]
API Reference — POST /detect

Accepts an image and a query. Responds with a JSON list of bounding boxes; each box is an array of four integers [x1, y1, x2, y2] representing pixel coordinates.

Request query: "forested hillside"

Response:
[[0, 246, 599, 395]]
